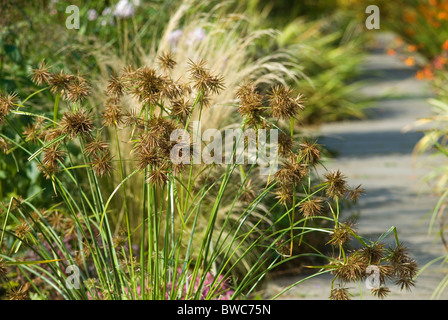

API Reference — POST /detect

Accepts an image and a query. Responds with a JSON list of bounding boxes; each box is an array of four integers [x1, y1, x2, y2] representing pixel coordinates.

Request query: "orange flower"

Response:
[[416, 70, 425, 80], [437, 11, 448, 20], [415, 66, 434, 80], [429, 0, 437, 6], [434, 56, 447, 69], [408, 45, 417, 52], [387, 49, 397, 56], [443, 39, 448, 50], [403, 11, 417, 23], [404, 56, 415, 66]]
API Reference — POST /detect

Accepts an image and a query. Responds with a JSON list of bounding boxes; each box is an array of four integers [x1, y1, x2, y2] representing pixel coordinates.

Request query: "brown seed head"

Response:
[[42, 144, 64, 168], [146, 165, 169, 185], [330, 287, 351, 300], [299, 140, 320, 165], [347, 184, 365, 202], [299, 198, 323, 219], [239, 179, 256, 204], [277, 132, 293, 157], [65, 72, 91, 103], [359, 242, 386, 264], [31, 59, 52, 86], [60, 109, 94, 139], [370, 286, 390, 299], [106, 74, 124, 100], [332, 253, 367, 283], [0, 136, 8, 153], [170, 98, 191, 121], [102, 103, 124, 127], [48, 70, 75, 95], [91, 152, 114, 177], [15, 220, 31, 239], [275, 183, 293, 205], [158, 51, 177, 72], [324, 170, 348, 199], [7, 283, 30, 300], [129, 66, 167, 105], [268, 85, 304, 120], [0, 91, 18, 122], [328, 222, 354, 247], [84, 135, 109, 157], [187, 59, 225, 95]]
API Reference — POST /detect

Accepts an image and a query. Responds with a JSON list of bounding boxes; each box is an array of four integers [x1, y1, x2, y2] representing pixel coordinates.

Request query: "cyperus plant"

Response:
[[0, 55, 415, 300]]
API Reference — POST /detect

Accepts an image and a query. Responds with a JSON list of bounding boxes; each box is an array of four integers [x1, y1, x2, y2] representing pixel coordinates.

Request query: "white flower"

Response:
[[114, 0, 135, 18], [87, 9, 98, 21]]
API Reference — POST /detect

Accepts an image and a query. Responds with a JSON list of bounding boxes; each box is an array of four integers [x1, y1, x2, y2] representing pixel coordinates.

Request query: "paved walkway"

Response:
[[266, 33, 448, 299]]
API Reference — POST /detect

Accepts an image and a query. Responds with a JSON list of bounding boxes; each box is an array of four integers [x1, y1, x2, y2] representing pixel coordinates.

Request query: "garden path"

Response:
[[265, 32, 448, 300]]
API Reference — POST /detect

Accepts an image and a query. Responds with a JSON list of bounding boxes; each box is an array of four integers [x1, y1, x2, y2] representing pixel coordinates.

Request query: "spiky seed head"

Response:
[[15, 221, 31, 239], [370, 286, 390, 299], [7, 283, 30, 300], [102, 103, 123, 127], [299, 139, 320, 165], [0, 136, 8, 153], [170, 98, 191, 121], [187, 58, 224, 95], [328, 222, 354, 247], [0, 91, 18, 122], [65, 72, 91, 103], [268, 85, 304, 120], [42, 144, 64, 168], [330, 287, 351, 300], [60, 109, 94, 139], [275, 184, 293, 205], [277, 132, 293, 157], [158, 51, 177, 72], [359, 242, 386, 264], [91, 152, 113, 177], [347, 184, 365, 202], [239, 179, 256, 204], [299, 198, 323, 219], [84, 136, 109, 157], [106, 74, 124, 99], [48, 70, 74, 95], [332, 253, 367, 283], [324, 170, 348, 199], [31, 59, 52, 86], [146, 166, 169, 185]]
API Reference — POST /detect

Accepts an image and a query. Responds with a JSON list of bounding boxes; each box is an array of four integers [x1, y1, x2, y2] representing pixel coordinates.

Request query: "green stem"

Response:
[[53, 93, 60, 127]]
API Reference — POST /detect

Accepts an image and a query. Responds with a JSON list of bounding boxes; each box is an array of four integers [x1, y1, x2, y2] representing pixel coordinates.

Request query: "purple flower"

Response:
[[168, 29, 184, 50], [187, 27, 206, 45], [87, 9, 98, 21]]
